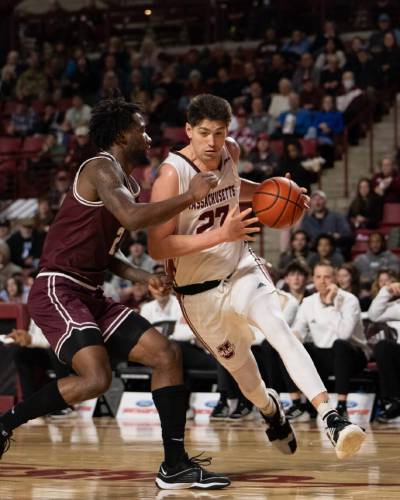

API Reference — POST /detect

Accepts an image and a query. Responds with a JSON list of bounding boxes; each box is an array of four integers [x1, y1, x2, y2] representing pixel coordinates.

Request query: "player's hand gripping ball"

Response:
[[252, 176, 307, 229]]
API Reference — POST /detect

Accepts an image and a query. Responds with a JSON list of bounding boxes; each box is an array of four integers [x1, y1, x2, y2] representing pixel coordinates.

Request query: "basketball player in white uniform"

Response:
[[148, 94, 366, 465]]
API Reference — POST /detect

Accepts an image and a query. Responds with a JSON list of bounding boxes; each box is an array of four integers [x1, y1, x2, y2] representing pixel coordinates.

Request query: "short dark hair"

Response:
[[187, 94, 232, 127], [89, 91, 141, 150], [291, 229, 310, 243], [284, 261, 310, 278], [315, 233, 335, 249]]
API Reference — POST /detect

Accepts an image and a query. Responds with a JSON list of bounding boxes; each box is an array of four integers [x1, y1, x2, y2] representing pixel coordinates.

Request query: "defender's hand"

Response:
[[188, 172, 219, 202], [9, 329, 31, 347], [387, 282, 400, 296], [147, 273, 172, 298], [220, 206, 260, 242]]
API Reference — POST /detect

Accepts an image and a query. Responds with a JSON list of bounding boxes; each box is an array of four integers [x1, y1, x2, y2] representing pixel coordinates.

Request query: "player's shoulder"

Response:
[[225, 137, 240, 161]]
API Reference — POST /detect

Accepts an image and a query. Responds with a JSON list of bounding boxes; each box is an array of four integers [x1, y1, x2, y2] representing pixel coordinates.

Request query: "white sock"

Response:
[[317, 401, 336, 420]]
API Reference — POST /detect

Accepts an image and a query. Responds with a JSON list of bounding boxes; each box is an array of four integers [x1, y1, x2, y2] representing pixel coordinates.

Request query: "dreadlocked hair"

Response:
[[89, 89, 141, 150]]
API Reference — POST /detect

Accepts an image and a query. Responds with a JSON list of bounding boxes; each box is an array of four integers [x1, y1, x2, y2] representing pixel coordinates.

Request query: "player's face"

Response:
[[124, 112, 151, 164], [186, 119, 228, 165], [313, 266, 335, 294]]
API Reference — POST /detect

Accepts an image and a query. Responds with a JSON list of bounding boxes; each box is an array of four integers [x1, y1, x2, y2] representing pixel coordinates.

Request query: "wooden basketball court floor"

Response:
[[0, 418, 399, 499]]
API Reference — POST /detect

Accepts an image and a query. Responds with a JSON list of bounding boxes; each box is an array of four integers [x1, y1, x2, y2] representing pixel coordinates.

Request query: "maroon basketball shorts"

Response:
[[28, 272, 151, 365]]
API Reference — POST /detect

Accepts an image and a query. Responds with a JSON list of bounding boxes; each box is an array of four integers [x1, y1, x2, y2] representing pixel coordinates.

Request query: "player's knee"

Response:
[[155, 340, 182, 371], [82, 370, 112, 399]]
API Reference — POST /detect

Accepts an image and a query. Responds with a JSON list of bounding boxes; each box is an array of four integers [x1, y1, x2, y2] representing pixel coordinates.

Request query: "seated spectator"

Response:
[[0, 241, 22, 289], [308, 233, 344, 269], [7, 218, 46, 270], [276, 93, 312, 138], [352, 49, 382, 92], [368, 281, 400, 421], [311, 20, 345, 54], [245, 133, 279, 181], [315, 38, 346, 71], [256, 27, 280, 63], [125, 233, 157, 273], [35, 103, 64, 136], [378, 31, 400, 93], [281, 30, 310, 61], [15, 51, 48, 100], [345, 36, 367, 72], [263, 53, 293, 94], [65, 126, 97, 174], [288, 263, 369, 418], [276, 140, 319, 194], [301, 190, 353, 259], [371, 268, 398, 299], [320, 54, 343, 96], [6, 320, 70, 404], [348, 177, 384, 229], [268, 78, 291, 119], [6, 99, 38, 137], [336, 263, 361, 299], [369, 13, 395, 54], [0, 275, 28, 303], [212, 67, 242, 103], [247, 98, 276, 136], [299, 77, 323, 111], [230, 110, 256, 157], [354, 232, 399, 283], [62, 94, 91, 132], [278, 229, 316, 271], [68, 56, 98, 102], [0, 64, 17, 98], [336, 71, 366, 145], [34, 197, 55, 232], [281, 261, 313, 303], [372, 156, 400, 202], [48, 169, 72, 210], [27, 133, 66, 190], [314, 94, 344, 168], [292, 52, 320, 92], [0, 220, 11, 243]]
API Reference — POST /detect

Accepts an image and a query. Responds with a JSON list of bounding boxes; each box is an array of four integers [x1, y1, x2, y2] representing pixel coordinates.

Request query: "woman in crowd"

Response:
[[0, 275, 28, 304], [372, 156, 400, 203], [348, 177, 383, 229]]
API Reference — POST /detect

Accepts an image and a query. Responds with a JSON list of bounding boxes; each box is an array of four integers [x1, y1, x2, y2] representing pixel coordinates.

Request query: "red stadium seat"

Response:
[[380, 203, 400, 227], [31, 99, 46, 115], [23, 135, 45, 153], [270, 140, 284, 156], [163, 127, 188, 145], [300, 139, 317, 157], [2, 100, 19, 116], [0, 137, 22, 155]]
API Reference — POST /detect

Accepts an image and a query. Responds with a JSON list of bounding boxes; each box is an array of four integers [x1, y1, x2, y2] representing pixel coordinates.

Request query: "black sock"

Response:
[[219, 391, 228, 404], [152, 384, 187, 467], [337, 400, 347, 409], [292, 398, 301, 408], [0, 380, 68, 432]]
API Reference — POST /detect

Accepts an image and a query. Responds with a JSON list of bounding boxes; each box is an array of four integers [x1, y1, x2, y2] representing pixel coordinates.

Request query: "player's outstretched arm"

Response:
[[148, 164, 260, 261], [92, 159, 218, 231]]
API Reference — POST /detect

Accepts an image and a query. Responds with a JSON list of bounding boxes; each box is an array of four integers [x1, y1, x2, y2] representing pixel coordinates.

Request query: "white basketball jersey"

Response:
[[163, 146, 244, 286]]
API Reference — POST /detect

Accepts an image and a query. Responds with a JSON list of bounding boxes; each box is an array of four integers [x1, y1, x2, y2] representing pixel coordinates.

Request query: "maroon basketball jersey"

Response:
[[40, 152, 140, 286]]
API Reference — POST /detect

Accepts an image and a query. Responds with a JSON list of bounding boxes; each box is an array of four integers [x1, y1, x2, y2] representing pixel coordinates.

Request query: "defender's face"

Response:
[[186, 119, 228, 164], [124, 112, 151, 164]]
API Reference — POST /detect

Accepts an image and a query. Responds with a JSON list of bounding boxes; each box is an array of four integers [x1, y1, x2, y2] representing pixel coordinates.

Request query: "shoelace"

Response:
[[187, 452, 212, 467]]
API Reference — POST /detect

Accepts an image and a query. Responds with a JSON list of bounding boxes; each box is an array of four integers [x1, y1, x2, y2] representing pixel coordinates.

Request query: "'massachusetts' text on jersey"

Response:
[[39, 151, 139, 286], [164, 146, 244, 286]]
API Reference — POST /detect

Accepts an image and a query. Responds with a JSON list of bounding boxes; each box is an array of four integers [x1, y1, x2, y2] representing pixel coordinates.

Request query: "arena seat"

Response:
[[2, 100, 19, 117], [300, 139, 317, 157], [0, 137, 22, 155], [380, 203, 400, 227], [22, 135, 45, 154]]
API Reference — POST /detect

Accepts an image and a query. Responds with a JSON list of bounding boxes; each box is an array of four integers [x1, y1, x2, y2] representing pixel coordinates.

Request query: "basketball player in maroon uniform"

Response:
[[0, 94, 254, 489]]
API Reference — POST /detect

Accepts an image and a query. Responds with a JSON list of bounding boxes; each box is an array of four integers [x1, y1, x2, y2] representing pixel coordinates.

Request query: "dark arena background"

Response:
[[0, 0, 400, 498]]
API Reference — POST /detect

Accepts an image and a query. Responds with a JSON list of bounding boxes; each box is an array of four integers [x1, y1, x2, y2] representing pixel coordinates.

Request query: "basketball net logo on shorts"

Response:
[[217, 340, 236, 359]]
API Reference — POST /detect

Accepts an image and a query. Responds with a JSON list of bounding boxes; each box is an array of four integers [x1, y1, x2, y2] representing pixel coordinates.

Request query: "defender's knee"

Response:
[[154, 340, 182, 370]]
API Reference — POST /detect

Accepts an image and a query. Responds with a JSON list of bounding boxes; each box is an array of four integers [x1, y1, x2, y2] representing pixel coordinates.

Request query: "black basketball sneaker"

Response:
[[263, 389, 297, 455], [0, 423, 12, 459], [155, 453, 231, 490], [323, 409, 366, 459]]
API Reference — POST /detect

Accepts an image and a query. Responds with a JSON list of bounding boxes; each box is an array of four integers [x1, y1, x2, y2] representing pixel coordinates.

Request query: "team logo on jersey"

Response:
[[217, 340, 236, 359]]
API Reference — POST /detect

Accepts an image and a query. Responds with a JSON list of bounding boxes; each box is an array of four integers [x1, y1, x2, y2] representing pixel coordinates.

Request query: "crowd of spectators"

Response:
[[1, 3, 400, 423]]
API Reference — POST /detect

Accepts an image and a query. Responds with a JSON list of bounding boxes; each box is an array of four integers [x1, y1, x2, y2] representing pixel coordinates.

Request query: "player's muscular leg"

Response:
[[128, 327, 183, 390], [57, 345, 112, 405]]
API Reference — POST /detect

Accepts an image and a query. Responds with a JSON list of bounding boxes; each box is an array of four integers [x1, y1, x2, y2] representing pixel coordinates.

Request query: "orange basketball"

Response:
[[252, 177, 306, 229]]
